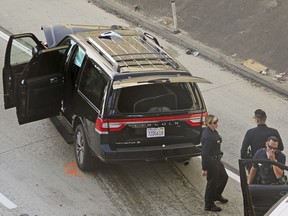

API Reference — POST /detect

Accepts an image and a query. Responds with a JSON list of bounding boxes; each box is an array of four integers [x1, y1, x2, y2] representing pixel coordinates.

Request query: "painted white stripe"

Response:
[[225, 168, 240, 183], [0, 193, 17, 209], [0, 30, 9, 41]]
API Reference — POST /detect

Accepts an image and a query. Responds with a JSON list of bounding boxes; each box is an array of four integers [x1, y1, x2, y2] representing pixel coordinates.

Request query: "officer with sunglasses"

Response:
[[201, 114, 228, 212], [248, 136, 286, 185]]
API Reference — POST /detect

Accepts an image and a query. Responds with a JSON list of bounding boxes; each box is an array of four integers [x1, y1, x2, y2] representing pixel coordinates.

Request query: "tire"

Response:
[[74, 124, 96, 171]]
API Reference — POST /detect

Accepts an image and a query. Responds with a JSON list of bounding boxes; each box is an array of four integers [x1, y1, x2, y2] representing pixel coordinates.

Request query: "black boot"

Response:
[[215, 196, 229, 203], [205, 204, 222, 212]]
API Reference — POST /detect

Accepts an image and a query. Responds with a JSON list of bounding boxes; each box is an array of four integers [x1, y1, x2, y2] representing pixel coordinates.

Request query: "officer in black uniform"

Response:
[[241, 109, 284, 160], [201, 114, 228, 212]]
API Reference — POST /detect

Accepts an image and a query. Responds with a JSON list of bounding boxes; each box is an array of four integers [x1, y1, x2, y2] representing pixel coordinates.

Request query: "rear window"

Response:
[[116, 83, 202, 113]]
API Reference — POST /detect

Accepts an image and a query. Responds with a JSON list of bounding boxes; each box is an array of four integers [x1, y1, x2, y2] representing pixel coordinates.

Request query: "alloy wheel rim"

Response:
[[76, 131, 84, 164]]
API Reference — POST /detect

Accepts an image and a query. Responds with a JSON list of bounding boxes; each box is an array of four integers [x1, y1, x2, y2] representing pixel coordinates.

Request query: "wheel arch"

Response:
[[72, 115, 83, 132], [72, 116, 93, 149]]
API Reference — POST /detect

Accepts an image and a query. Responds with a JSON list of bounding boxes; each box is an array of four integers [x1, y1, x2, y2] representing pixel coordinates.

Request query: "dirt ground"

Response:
[[104, 0, 288, 74]]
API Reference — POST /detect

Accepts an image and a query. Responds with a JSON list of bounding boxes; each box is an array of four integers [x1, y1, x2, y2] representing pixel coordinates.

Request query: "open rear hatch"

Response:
[[103, 74, 210, 150]]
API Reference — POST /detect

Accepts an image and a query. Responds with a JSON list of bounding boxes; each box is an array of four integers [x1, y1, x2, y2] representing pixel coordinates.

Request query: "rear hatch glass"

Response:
[[107, 82, 206, 148]]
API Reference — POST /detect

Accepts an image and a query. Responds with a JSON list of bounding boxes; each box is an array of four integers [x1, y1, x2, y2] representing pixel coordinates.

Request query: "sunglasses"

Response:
[[211, 120, 218, 124], [267, 145, 278, 150]]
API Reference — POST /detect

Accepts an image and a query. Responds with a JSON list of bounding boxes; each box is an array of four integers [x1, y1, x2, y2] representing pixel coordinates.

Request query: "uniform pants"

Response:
[[204, 160, 228, 207]]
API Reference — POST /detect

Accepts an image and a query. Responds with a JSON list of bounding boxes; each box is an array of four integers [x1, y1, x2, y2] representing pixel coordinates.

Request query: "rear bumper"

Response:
[[96, 143, 202, 163]]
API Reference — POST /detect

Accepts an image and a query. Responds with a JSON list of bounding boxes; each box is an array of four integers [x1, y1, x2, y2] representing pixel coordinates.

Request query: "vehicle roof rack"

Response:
[[87, 37, 121, 72], [140, 33, 179, 69], [86, 31, 181, 73]]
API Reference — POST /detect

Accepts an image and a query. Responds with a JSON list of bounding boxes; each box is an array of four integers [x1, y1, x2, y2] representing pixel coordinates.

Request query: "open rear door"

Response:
[[15, 45, 68, 124], [3, 33, 45, 109]]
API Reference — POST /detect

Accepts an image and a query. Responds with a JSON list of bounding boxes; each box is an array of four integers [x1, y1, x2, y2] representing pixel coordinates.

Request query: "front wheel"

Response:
[[74, 124, 96, 171]]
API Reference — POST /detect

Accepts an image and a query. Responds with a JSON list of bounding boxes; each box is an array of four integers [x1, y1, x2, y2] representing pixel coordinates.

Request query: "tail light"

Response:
[[95, 112, 207, 134], [95, 117, 127, 134], [185, 112, 207, 127]]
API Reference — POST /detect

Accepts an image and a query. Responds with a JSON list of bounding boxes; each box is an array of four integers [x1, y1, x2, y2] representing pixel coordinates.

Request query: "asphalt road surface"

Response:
[[0, 0, 288, 215]]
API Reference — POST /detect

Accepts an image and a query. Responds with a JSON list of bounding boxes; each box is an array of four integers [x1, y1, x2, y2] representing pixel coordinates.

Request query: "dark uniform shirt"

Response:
[[241, 124, 284, 159], [201, 127, 222, 171], [252, 148, 286, 184]]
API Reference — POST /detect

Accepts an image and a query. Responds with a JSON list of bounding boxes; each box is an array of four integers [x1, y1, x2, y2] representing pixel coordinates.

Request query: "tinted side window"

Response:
[[117, 83, 201, 113], [79, 59, 107, 108]]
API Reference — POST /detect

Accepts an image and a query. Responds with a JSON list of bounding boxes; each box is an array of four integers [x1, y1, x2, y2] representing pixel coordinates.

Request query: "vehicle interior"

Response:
[[116, 83, 199, 114]]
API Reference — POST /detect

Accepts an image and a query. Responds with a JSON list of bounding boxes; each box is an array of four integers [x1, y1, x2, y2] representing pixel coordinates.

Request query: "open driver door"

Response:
[[2, 33, 68, 124]]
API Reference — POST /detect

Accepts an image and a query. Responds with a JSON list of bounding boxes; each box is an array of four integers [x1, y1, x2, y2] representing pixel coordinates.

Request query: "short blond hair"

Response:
[[205, 114, 216, 126]]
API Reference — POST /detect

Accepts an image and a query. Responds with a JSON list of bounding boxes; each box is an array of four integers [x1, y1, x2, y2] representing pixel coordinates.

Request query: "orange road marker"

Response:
[[64, 161, 81, 177]]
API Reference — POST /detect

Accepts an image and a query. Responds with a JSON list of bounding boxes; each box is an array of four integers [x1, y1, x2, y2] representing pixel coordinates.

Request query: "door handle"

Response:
[[280, 191, 287, 196], [50, 77, 58, 84]]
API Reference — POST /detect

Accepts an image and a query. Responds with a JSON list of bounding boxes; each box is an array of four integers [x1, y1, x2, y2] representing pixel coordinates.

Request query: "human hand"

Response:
[[202, 170, 207, 176], [267, 148, 276, 160]]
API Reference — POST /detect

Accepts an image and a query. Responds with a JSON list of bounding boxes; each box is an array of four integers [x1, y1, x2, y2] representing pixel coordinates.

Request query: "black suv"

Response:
[[3, 24, 210, 171]]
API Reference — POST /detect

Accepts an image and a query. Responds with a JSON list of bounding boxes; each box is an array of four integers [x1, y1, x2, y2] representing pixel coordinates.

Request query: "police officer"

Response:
[[241, 109, 284, 160], [201, 114, 228, 212]]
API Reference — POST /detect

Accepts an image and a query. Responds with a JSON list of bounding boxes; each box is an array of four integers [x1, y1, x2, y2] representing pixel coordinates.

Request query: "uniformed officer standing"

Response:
[[201, 114, 228, 212], [241, 109, 284, 160]]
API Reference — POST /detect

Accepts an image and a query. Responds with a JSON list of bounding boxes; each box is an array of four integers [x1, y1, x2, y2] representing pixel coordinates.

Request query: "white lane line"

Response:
[[0, 32, 20, 207], [0, 30, 9, 41], [226, 168, 240, 183], [0, 193, 17, 209]]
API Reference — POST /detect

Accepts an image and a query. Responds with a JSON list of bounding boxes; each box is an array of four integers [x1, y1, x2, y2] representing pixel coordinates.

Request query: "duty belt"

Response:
[[207, 154, 222, 161]]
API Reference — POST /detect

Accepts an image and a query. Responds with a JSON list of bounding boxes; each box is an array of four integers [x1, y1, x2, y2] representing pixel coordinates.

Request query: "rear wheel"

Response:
[[74, 124, 96, 171]]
